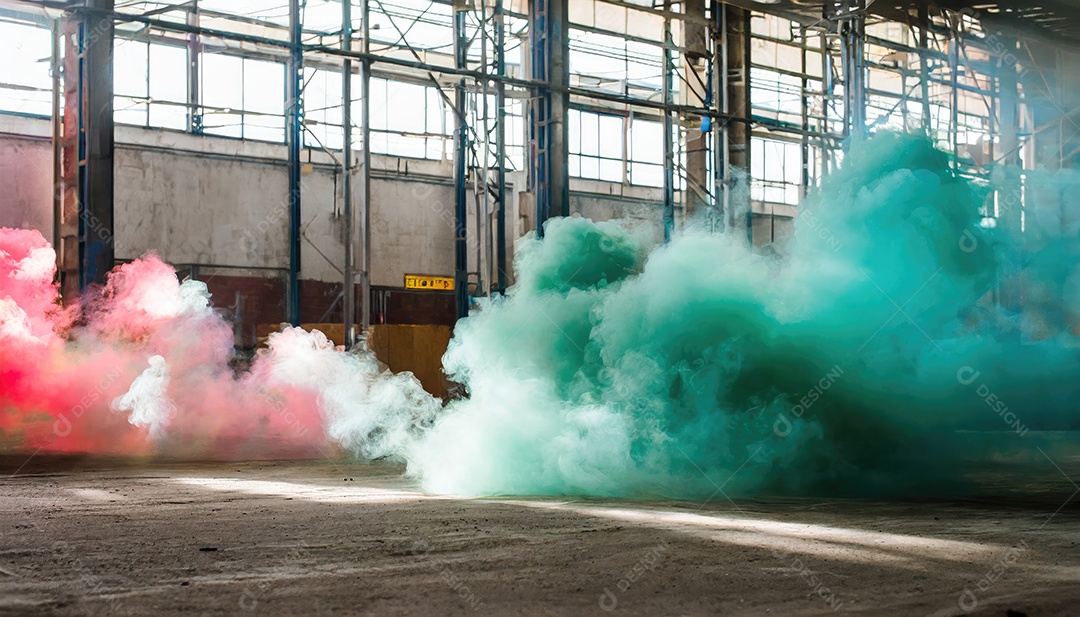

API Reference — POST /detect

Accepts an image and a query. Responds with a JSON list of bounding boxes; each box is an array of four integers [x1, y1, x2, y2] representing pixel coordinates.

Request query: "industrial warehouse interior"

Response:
[[1, 0, 1080, 614]]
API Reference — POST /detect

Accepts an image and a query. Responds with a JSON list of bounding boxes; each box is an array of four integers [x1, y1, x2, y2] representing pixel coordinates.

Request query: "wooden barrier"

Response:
[[255, 322, 453, 400], [368, 324, 454, 400]]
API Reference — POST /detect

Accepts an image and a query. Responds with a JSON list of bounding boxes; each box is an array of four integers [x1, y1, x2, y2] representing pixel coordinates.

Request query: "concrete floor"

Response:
[[0, 457, 1077, 616]]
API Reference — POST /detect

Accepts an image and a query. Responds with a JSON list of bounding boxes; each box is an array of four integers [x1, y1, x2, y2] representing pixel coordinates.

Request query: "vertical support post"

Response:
[[79, 0, 115, 288], [187, 0, 200, 133], [529, 0, 569, 237], [453, 3, 470, 319], [835, 0, 866, 141], [342, 0, 355, 347], [683, 0, 709, 222], [948, 11, 959, 173], [549, 0, 569, 221], [711, 0, 725, 232], [479, 0, 493, 298], [919, 4, 931, 134], [997, 34, 1022, 235], [722, 5, 751, 239], [529, 0, 549, 235], [994, 32, 1023, 312], [495, 0, 508, 292], [820, 31, 832, 174], [360, 0, 372, 332], [800, 23, 810, 200], [286, 0, 303, 325], [51, 18, 61, 259], [662, 12, 675, 242], [58, 18, 80, 300]]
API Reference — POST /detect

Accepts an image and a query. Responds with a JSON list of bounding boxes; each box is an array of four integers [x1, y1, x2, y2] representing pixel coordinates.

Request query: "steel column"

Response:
[[722, 5, 751, 239], [343, 0, 355, 346], [530, 0, 569, 237], [453, 4, 469, 319], [78, 0, 115, 289], [286, 0, 303, 324], [360, 0, 372, 332], [495, 0, 508, 292], [662, 13, 675, 242]]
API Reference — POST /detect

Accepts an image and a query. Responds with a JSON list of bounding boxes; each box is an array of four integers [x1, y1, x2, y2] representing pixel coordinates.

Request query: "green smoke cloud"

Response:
[[407, 133, 1080, 498]]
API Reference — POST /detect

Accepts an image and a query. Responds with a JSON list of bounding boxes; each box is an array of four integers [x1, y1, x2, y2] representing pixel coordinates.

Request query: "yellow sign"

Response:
[[405, 274, 454, 291]]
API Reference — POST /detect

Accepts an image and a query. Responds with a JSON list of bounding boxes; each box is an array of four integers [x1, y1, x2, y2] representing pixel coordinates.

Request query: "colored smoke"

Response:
[[412, 133, 1080, 497], [2, 133, 1077, 498], [0, 228, 436, 459]]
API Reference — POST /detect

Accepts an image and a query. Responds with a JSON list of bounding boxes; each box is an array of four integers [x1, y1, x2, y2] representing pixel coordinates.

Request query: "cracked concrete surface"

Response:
[[0, 458, 1077, 616]]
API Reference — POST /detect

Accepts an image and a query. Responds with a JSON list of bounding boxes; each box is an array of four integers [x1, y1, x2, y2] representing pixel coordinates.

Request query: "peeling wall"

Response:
[[0, 128, 52, 236]]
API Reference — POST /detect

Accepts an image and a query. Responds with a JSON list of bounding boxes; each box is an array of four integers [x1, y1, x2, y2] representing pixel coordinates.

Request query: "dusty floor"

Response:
[[0, 457, 1077, 616]]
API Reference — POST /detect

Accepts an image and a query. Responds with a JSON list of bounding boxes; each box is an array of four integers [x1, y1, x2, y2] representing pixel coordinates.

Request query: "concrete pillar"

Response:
[[723, 5, 751, 237], [683, 0, 709, 223]]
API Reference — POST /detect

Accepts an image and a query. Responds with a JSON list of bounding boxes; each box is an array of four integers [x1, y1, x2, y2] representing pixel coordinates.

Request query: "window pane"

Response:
[[579, 111, 599, 156], [149, 44, 186, 103], [369, 77, 388, 130], [426, 87, 444, 134], [386, 82, 425, 133], [115, 100, 147, 126], [599, 158, 622, 182], [244, 114, 283, 142], [630, 163, 662, 187], [580, 156, 599, 179], [149, 103, 186, 130], [598, 114, 622, 159], [114, 40, 148, 98], [568, 109, 581, 152], [0, 19, 51, 117], [244, 58, 283, 115], [202, 53, 243, 110], [203, 112, 243, 138], [631, 119, 663, 165]]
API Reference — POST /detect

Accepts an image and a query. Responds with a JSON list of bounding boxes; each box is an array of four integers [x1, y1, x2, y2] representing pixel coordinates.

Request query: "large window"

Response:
[[628, 117, 663, 187], [468, 92, 525, 171], [569, 29, 663, 95], [0, 18, 52, 117], [200, 53, 284, 141], [750, 67, 806, 123], [567, 109, 667, 188], [368, 76, 450, 160], [114, 39, 188, 130], [304, 67, 343, 151], [569, 109, 624, 183], [751, 137, 802, 205]]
